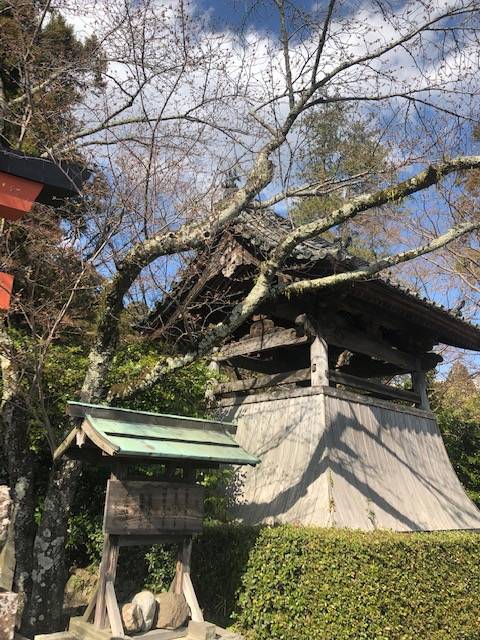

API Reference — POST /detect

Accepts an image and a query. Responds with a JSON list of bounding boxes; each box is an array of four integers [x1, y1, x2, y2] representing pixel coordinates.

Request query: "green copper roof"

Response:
[[55, 401, 258, 466]]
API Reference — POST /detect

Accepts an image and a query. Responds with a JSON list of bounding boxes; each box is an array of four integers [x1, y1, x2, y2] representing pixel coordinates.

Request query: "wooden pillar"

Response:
[[170, 537, 204, 621], [94, 469, 121, 630], [181, 538, 203, 622], [94, 533, 119, 629], [412, 370, 430, 410], [310, 334, 329, 387]]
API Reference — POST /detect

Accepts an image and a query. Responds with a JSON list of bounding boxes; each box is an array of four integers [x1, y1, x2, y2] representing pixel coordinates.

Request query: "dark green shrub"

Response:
[[144, 525, 480, 638], [234, 526, 480, 640], [191, 524, 260, 626], [75, 521, 479, 639], [73, 519, 480, 639]]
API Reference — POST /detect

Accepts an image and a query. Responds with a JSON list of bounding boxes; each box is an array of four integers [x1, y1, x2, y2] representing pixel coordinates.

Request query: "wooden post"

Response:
[[93, 535, 110, 629], [94, 534, 119, 629], [412, 370, 430, 410], [105, 580, 124, 637], [172, 539, 186, 595], [310, 334, 329, 387], [82, 585, 98, 622], [169, 537, 203, 621], [181, 538, 204, 622]]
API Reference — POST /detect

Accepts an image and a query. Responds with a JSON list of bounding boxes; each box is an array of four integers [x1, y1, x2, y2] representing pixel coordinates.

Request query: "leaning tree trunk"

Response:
[[0, 335, 37, 618], [4, 408, 36, 614], [22, 458, 82, 636], [21, 311, 119, 634]]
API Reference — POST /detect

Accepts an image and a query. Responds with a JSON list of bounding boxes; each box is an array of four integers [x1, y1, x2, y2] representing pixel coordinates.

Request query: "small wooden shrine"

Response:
[[52, 402, 258, 640], [146, 209, 480, 532]]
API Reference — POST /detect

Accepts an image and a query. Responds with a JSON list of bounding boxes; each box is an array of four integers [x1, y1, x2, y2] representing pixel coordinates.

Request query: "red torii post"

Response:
[[0, 148, 89, 311]]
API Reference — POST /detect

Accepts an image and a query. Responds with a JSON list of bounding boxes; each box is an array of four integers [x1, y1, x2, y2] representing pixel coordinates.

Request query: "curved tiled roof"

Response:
[[231, 208, 364, 267], [229, 210, 480, 347], [148, 208, 480, 351]]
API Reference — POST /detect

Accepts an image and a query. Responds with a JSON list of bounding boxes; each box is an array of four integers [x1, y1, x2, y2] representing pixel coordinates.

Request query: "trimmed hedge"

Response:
[[187, 524, 480, 640]]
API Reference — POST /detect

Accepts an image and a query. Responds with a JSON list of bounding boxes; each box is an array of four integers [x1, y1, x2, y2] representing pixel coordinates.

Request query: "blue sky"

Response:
[[65, 0, 480, 371], [195, 0, 295, 32]]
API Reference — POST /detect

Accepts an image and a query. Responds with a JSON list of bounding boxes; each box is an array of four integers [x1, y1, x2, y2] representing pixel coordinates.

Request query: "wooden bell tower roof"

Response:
[[146, 209, 480, 352]]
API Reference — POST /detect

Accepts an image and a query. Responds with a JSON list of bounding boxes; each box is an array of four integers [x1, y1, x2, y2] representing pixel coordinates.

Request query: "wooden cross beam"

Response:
[[85, 534, 204, 636], [213, 328, 310, 361], [171, 538, 204, 623]]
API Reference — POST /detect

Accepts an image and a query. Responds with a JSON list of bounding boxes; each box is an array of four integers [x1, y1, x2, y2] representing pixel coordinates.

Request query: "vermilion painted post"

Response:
[[0, 272, 14, 311], [0, 171, 43, 220]]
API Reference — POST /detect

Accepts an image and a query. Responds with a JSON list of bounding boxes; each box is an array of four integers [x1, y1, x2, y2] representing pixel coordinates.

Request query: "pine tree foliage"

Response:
[[292, 105, 400, 259], [433, 363, 480, 506]]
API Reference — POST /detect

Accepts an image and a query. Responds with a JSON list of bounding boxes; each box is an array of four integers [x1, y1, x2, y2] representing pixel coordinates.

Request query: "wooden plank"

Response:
[[105, 581, 124, 638], [93, 536, 110, 630], [180, 539, 203, 623], [69, 618, 111, 640], [117, 534, 179, 547], [82, 586, 98, 622], [322, 325, 418, 371], [218, 385, 433, 417], [53, 428, 78, 461], [322, 386, 430, 417], [173, 548, 185, 596], [64, 449, 220, 470], [182, 573, 203, 623], [225, 355, 301, 374], [215, 367, 419, 404], [82, 420, 119, 456], [67, 403, 233, 433], [214, 328, 310, 361], [329, 371, 420, 404], [103, 481, 204, 536], [246, 314, 422, 371], [134, 629, 187, 640], [94, 533, 119, 630], [215, 368, 310, 394]]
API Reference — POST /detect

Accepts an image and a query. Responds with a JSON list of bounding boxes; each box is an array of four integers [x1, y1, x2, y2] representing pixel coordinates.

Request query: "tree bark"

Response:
[[0, 333, 37, 618], [21, 459, 82, 636]]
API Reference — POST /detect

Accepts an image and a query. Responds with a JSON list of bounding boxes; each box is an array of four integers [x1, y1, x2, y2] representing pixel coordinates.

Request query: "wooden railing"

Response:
[[328, 371, 420, 404], [214, 368, 421, 406]]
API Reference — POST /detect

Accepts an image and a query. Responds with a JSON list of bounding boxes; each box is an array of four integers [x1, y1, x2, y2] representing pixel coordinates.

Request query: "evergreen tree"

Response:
[[433, 363, 480, 506], [0, 0, 103, 153], [292, 104, 398, 260]]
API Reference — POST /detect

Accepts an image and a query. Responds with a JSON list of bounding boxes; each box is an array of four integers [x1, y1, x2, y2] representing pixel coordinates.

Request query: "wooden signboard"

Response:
[[103, 480, 205, 536]]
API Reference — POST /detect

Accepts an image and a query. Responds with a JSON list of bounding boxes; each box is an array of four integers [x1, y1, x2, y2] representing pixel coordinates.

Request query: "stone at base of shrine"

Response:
[[132, 591, 156, 631], [0, 591, 18, 640], [155, 592, 189, 629], [121, 602, 143, 634], [187, 620, 216, 640]]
